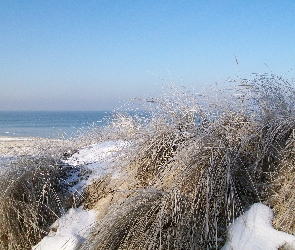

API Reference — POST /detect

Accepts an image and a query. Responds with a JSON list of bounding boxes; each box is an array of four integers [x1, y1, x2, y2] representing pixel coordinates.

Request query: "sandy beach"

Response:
[[0, 136, 42, 156], [0, 136, 68, 156]]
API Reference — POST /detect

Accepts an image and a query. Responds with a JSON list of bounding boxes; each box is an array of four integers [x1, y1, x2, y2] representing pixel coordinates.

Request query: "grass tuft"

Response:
[[0, 139, 86, 249]]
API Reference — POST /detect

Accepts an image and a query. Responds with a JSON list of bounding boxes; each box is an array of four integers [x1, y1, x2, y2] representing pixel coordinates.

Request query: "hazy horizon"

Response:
[[1, 1, 295, 111]]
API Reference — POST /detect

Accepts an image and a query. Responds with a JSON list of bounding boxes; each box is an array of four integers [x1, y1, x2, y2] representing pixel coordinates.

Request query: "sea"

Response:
[[0, 111, 114, 139]]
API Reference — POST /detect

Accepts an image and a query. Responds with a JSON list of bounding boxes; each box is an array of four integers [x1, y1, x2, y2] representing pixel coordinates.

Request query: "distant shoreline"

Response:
[[0, 110, 113, 139]]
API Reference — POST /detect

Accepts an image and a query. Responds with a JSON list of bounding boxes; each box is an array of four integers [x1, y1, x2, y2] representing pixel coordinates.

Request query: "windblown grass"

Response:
[[1, 74, 295, 249], [271, 134, 295, 235], [80, 74, 295, 249], [0, 139, 86, 250]]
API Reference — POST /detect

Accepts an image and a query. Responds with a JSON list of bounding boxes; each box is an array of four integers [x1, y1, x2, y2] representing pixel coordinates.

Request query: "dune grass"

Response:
[[80, 74, 295, 249], [0, 139, 86, 250], [1, 74, 295, 249], [271, 134, 295, 235]]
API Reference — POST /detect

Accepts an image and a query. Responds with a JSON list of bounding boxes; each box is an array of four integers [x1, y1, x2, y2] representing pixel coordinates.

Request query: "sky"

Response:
[[1, 0, 295, 111]]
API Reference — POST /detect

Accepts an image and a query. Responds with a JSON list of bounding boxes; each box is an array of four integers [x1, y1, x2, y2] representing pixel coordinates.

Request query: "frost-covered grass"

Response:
[[1, 74, 295, 249], [79, 74, 295, 249], [0, 140, 85, 249], [271, 136, 295, 235]]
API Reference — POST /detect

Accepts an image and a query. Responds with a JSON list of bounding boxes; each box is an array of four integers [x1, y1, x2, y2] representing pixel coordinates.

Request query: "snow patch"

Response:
[[32, 207, 97, 250], [222, 203, 295, 250], [64, 140, 129, 167], [62, 140, 129, 193]]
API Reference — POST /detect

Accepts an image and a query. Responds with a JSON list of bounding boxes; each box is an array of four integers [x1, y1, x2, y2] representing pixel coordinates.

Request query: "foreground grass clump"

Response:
[[79, 75, 295, 249], [0, 140, 85, 250]]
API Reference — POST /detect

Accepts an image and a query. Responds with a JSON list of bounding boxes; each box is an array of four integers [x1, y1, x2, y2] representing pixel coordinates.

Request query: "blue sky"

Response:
[[1, 0, 295, 110]]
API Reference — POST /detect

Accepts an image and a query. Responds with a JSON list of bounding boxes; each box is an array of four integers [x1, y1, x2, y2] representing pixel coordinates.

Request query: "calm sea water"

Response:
[[0, 111, 113, 138]]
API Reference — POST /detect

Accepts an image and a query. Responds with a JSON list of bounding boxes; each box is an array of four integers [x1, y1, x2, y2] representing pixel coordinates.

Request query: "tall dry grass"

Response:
[[271, 133, 295, 235], [0, 139, 86, 249], [80, 74, 295, 249], [1, 74, 295, 249]]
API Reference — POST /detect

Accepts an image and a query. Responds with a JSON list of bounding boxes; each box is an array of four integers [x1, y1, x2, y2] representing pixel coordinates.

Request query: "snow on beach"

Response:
[[33, 140, 129, 250]]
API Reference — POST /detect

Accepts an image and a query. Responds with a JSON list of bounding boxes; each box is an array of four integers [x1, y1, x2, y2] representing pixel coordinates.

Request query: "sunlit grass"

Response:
[[1, 74, 295, 249]]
